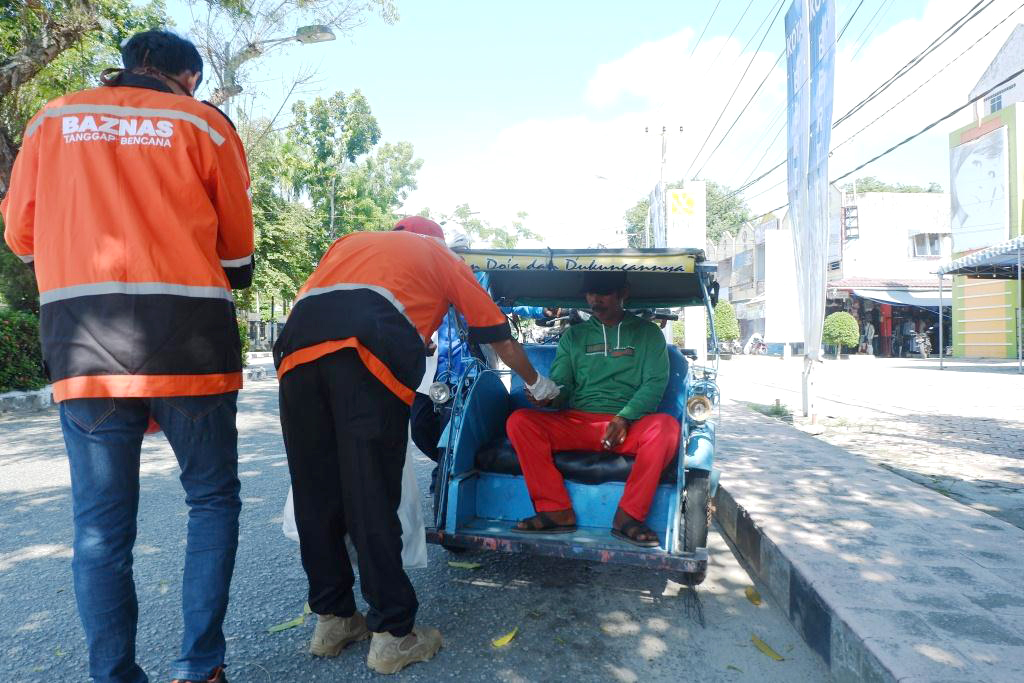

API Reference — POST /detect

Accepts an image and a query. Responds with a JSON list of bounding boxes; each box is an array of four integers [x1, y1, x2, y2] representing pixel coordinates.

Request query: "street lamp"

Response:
[[213, 24, 336, 114]]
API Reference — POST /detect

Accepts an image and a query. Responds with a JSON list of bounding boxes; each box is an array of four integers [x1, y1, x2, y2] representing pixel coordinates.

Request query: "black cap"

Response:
[[581, 271, 628, 295]]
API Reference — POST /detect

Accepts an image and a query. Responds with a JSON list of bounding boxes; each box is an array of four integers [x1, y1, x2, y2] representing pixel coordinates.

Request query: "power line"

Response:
[[706, 0, 759, 72], [746, 61, 1024, 223], [732, 0, 1000, 201], [834, 0, 994, 128], [690, 0, 724, 57], [848, 0, 896, 62], [830, 0, 1024, 155], [691, 51, 784, 180], [684, 0, 787, 178], [725, 0, 867, 192]]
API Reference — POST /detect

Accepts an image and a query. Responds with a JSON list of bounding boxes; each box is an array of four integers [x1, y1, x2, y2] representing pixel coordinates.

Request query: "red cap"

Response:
[[393, 216, 445, 240]]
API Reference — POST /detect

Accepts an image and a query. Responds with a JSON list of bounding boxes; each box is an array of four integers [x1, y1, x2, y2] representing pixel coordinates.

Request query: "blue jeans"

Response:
[[60, 394, 241, 683]]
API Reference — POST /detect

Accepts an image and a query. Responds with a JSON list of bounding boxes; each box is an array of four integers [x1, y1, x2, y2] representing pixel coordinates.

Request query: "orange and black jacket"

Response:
[[274, 231, 512, 405], [1, 73, 254, 401]]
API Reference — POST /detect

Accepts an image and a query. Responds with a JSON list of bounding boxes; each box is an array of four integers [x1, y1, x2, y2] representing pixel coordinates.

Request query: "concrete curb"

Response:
[[0, 387, 54, 415], [0, 367, 269, 416], [714, 484, 892, 682]]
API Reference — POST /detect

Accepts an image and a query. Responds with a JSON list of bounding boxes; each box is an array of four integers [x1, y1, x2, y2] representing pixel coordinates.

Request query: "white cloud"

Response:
[[403, 0, 1023, 247]]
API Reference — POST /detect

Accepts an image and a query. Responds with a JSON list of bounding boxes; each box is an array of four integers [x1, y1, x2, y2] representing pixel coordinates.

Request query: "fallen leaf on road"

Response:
[[303, 602, 312, 615], [726, 664, 743, 673], [751, 635, 784, 661], [448, 561, 482, 570], [54, 647, 65, 657], [744, 587, 762, 606], [268, 609, 307, 634], [491, 627, 518, 648]]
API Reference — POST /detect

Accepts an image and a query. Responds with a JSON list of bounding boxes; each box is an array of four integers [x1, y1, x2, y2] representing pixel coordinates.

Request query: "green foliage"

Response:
[[0, 233, 38, 313], [237, 318, 250, 367], [822, 312, 860, 351], [0, 309, 46, 392], [623, 179, 750, 248], [439, 204, 540, 248], [841, 177, 942, 194], [1, 0, 168, 146], [709, 300, 739, 342]]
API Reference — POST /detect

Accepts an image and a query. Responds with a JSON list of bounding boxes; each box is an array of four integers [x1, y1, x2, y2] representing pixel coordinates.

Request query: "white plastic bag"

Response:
[[281, 435, 428, 570]]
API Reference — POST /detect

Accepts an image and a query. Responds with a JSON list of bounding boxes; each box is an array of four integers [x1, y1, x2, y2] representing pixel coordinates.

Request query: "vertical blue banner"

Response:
[[785, 0, 809, 225], [786, 0, 834, 362], [805, 0, 835, 360]]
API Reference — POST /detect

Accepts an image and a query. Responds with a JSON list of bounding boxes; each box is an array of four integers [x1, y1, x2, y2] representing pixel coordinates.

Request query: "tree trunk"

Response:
[[0, 1, 99, 196]]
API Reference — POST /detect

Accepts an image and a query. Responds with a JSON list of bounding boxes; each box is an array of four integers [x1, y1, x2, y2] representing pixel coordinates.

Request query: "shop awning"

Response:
[[851, 289, 948, 308], [938, 235, 1024, 278]]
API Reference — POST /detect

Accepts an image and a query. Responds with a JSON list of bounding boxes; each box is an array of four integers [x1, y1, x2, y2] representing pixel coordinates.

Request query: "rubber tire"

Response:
[[682, 469, 710, 585]]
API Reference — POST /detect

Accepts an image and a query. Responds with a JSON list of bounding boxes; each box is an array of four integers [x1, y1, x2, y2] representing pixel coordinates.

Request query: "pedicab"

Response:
[[426, 248, 721, 584]]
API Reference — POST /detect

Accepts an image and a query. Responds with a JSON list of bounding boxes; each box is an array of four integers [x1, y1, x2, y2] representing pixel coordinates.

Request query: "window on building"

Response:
[[912, 233, 942, 258], [988, 94, 1002, 114]]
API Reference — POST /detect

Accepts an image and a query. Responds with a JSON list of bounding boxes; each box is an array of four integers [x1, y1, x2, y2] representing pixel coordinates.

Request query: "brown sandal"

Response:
[[611, 519, 660, 547], [513, 511, 577, 534]]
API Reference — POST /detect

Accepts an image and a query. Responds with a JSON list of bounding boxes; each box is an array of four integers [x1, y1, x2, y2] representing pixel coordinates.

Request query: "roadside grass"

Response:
[[744, 401, 793, 422]]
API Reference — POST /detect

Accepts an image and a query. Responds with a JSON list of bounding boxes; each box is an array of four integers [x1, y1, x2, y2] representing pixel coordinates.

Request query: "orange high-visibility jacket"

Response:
[[1, 74, 254, 401], [274, 230, 511, 405]]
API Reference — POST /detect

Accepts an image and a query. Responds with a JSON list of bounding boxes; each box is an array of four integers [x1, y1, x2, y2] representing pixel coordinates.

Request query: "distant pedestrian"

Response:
[[2, 30, 253, 683]]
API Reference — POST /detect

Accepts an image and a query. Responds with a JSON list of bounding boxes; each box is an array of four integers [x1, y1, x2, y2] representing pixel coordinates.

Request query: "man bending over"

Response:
[[506, 271, 680, 547]]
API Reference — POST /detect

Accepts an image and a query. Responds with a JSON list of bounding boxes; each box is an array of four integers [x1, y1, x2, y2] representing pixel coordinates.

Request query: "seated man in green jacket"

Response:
[[507, 271, 679, 547]]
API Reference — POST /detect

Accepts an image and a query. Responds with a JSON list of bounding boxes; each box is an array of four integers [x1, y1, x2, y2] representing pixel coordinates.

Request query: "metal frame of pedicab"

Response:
[[426, 248, 721, 579]]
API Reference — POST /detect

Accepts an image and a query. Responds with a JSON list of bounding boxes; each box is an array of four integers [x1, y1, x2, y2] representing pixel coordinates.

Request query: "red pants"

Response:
[[505, 409, 680, 521]]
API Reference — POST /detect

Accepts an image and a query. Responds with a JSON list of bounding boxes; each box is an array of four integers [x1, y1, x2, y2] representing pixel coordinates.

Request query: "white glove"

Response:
[[526, 374, 561, 402]]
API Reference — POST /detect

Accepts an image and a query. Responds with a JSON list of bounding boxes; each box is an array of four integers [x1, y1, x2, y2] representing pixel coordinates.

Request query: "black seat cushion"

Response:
[[475, 436, 677, 485]]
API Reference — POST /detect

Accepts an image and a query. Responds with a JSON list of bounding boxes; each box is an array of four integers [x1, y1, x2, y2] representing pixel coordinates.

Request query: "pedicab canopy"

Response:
[[456, 247, 715, 309]]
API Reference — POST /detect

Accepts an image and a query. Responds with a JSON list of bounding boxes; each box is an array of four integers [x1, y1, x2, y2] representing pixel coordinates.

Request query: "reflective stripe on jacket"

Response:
[[1, 75, 255, 401], [274, 231, 511, 404]]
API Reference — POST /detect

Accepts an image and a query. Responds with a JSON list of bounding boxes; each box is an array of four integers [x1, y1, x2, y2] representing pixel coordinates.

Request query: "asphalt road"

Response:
[[0, 366, 830, 682]]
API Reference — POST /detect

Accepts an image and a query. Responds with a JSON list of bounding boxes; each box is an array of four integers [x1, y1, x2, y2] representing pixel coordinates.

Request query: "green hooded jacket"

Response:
[[548, 312, 669, 421]]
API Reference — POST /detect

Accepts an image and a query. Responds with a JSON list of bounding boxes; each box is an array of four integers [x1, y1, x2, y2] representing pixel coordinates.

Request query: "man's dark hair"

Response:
[[121, 30, 203, 77]]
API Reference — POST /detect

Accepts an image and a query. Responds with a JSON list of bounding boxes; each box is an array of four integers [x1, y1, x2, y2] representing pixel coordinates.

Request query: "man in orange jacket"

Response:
[[274, 217, 559, 674], [2, 31, 253, 683]]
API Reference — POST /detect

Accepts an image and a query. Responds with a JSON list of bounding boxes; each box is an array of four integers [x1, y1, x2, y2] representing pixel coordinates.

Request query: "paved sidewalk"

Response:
[[714, 399, 1024, 682], [717, 356, 1024, 530]]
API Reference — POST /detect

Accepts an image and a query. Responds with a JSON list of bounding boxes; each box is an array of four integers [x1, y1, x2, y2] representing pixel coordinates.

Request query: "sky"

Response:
[[168, 0, 1024, 248]]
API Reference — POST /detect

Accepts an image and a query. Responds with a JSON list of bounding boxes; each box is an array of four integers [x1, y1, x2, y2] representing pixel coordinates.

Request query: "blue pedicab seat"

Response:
[[474, 344, 689, 485]]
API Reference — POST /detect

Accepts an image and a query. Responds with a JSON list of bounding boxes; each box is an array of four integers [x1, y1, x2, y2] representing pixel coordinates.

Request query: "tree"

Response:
[[842, 177, 942, 194], [623, 179, 750, 248], [709, 300, 739, 342], [823, 311, 859, 359], [186, 0, 398, 108], [1, 0, 167, 310], [437, 204, 540, 248]]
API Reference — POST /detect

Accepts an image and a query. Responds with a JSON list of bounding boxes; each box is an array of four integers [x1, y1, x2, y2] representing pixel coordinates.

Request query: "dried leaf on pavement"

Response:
[[744, 587, 762, 606], [726, 664, 743, 672], [751, 634, 784, 661], [448, 560, 482, 570], [491, 627, 518, 648], [268, 613, 306, 634]]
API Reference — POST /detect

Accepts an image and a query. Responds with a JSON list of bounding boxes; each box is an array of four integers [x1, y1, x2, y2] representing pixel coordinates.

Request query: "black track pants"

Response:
[[279, 349, 417, 636]]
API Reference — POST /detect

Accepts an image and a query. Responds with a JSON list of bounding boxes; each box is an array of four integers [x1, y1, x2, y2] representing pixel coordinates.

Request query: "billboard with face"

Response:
[[950, 126, 1009, 253]]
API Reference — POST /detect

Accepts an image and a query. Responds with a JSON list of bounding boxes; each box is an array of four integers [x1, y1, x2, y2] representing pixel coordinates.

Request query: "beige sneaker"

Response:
[[309, 612, 371, 657], [367, 626, 443, 674]]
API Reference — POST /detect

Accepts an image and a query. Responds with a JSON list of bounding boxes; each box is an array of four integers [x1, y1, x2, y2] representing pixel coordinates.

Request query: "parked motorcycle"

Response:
[[744, 333, 766, 355]]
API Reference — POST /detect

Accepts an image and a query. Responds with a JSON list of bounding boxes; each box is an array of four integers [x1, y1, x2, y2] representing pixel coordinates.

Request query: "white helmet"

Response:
[[447, 231, 472, 250]]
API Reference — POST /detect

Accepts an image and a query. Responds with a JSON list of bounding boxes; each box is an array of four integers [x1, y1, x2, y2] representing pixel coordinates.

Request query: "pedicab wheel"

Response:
[[682, 469, 710, 586]]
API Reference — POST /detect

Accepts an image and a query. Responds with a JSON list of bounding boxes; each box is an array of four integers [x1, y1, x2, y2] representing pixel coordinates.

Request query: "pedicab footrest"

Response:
[[474, 436, 677, 484], [427, 526, 707, 573]]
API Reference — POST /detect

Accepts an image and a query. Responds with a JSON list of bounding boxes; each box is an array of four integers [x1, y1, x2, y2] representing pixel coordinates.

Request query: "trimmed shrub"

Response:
[[710, 300, 740, 342], [823, 311, 859, 358], [0, 309, 47, 392]]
